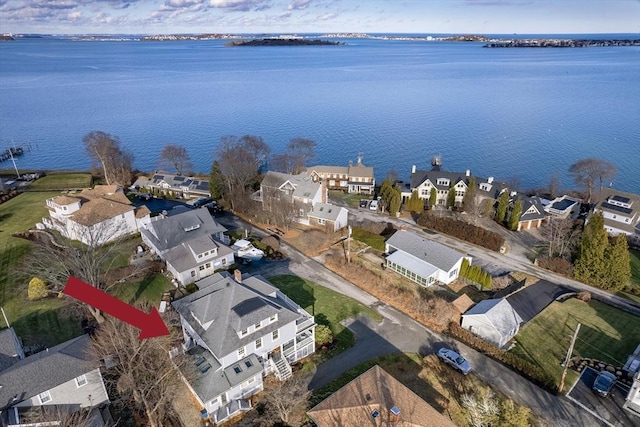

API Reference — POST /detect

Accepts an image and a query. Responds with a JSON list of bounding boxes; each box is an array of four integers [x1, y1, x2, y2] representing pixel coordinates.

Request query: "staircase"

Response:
[[272, 351, 292, 381]]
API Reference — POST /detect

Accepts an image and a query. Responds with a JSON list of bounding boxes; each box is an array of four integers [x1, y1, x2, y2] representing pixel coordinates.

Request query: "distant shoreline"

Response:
[[485, 39, 640, 48], [225, 38, 344, 47]]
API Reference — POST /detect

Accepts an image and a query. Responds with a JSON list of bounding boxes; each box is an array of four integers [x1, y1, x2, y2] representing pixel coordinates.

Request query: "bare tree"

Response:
[[288, 137, 316, 173], [261, 185, 297, 231], [159, 144, 192, 176], [264, 375, 311, 425], [91, 309, 188, 427], [569, 158, 617, 203], [270, 153, 297, 174], [83, 131, 134, 185], [216, 135, 270, 212], [461, 389, 499, 427], [539, 216, 581, 258], [21, 222, 149, 323], [19, 406, 98, 427]]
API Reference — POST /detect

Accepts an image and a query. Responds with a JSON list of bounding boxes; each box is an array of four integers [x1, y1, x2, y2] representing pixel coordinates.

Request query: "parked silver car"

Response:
[[437, 348, 472, 374]]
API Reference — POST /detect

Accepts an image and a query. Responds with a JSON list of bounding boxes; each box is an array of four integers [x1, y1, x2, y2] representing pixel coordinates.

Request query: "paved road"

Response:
[[214, 210, 610, 426]]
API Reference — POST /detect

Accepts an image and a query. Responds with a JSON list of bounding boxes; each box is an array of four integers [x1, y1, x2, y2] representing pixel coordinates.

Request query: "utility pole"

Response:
[[559, 323, 581, 393], [346, 225, 352, 263]]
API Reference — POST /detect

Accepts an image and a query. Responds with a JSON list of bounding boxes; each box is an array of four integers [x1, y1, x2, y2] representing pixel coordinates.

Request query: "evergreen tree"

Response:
[[574, 213, 609, 287], [605, 234, 631, 291], [446, 184, 456, 208], [508, 198, 522, 231], [429, 187, 437, 208], [209, 160, 226, 200], [379, 179, 394, 211], [406, 190, 423, 212], [463, 177, 477, 212], [495, 191, 509, 223], [388, 187, 402, 216]]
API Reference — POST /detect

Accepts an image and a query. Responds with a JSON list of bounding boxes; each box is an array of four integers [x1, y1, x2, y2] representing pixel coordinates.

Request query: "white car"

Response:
[[369, 200, 379, 211], [437, 348, 472, 375]]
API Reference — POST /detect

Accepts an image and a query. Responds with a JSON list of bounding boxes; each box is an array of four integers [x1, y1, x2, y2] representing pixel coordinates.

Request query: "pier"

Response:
[[0, 146, 25, 162]]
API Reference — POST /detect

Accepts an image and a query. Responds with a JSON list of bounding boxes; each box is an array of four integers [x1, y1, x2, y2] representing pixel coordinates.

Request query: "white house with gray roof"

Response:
[[592, 189, 640, 247], [173, 271, 315, 424], [461, 299, 523, 348], [133, 172, 210, 198], [140, 209, 233, 285], [385, 230, 470, 286], [307, 202, 349, 231], [0, 334, 111, 426]]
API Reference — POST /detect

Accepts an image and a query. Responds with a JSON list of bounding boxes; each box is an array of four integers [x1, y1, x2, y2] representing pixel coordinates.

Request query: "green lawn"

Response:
[[28, 173, 92, 191], [351, 227, 386, 251], [327, 190, 366, 208], [0, 191, 83, 346], [510, 298, 640, 389], [111, 274, 174, 305], [630, 249, 640, 286], [267, 275, 381, 358]]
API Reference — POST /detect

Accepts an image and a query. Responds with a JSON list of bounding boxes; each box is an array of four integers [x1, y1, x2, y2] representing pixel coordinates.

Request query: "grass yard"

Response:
[[351, 227, 386, 252], [510, 298, 640, 390], [111, 274, 174, 305], [267, 275, 381, 359], [630, 249, 640, 286], [0, 191, 84, 346], [309, 353, 533, 427], [327, 190, 366, 208], [28, 173, 92, 191]]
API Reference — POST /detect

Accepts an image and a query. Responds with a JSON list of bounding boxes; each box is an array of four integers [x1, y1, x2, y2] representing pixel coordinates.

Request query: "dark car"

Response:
[[193, 197, 213, 208], [205, 201, 223, 213], [593, 370, 617, 397], [437, 348, 472, 375], [359, 199, 369, 208]]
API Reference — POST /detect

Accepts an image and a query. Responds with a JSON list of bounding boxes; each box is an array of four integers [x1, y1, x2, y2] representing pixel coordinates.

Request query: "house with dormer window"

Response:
[[592, 189, 640, 246], [173, 271, 315, 424], [305, 154, 376, 195], [133, 173, 210, 198], [510, 195, 548, 231], [140, 209, 233, 285]]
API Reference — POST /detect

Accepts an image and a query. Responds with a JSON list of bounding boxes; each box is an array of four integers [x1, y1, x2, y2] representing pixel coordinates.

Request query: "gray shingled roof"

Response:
[[164, 237, 234, 272], [0, 335, 97, 409], [141, 209, 227, 253], [173, 273, 301, 358], [307, 203, 345, 222], [518, 195, 548, 222], [0, 328, 22, 372], [463, 298, 523, 338], [261, 171, 321, 201], [386, 230, 466, 272]]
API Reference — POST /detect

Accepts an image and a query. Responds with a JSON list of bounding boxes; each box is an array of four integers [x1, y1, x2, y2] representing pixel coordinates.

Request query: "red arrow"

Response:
[[63, 276, 170, 340]]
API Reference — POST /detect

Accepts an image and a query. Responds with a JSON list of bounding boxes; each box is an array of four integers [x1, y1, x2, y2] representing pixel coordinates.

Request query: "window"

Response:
[[241, 328, 248, 336], [255, 338, 262, 349], [221, 394, 227, 405], [205, 262, 211, 268], [198, 253, 203, 258], [38, 390, 52, 404], [245, 359, 253, 368], [199, 265, 205, 271], [270, 314, 277, 322], [222, 258, 227, 265], [272, 329, 279, 341], [75, 374, 88, 387], [233, 365, 242, 374], [254, 321, 261, 329], [191, 270, 196, 277], [237, 346, 245, 358], [318, 218, 326, 225]]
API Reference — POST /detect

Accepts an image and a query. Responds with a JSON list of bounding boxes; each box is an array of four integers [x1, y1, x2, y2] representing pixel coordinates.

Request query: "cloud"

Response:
[[465, 0, 531, 5], [287, 0, 312, 10], [208, 0, 271, 12], [315, 12, 336, 21]]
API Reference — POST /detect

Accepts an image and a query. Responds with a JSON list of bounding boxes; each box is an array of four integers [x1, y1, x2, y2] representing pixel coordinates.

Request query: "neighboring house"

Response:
[[592, 189, 640, 246], [0, 334, 111, 427], [403, 157, 508, 208], [42, 185, 150, 246], [543, 195, 582, 219], [172, 271, 315, 424], [306, 154, 375, 195], [511, 195, 548, 231], [461, 298, 523, 348], [306, 202, 349, 231], [624, 343, 640, 375], [133, 173, 210, 198], [140, 209, 233, 285], [0, 328, 24, 373], [307, 365, 457, 427], [624, 371, 640, 418], [385, 230, 470, 286], [254, 171, 324, 226]]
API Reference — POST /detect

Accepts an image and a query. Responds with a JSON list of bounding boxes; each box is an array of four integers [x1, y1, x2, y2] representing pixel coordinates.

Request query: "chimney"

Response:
[[466, 169, 470, 177], [488, 176, 494, 184], [411, 165, 416, 174], [234, 269, 242, 283]]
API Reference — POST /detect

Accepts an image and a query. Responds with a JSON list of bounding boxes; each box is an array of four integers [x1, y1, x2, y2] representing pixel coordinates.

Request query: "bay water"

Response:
[[1, 36, 638, 193]]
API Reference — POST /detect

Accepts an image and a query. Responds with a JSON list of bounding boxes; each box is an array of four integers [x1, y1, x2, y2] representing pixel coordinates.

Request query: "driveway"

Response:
[[566, 367, 637, 427]]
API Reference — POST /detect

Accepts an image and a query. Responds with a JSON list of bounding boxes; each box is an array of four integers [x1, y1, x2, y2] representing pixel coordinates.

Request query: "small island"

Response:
[[485, 38, 640, 48], [226, 38, 344, 47]]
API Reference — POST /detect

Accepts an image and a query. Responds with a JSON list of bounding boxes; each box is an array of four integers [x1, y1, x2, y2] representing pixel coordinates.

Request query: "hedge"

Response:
[[417, 213, 505, 252]]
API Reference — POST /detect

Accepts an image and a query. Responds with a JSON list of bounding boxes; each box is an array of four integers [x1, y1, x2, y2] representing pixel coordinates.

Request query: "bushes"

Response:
[[315, 324, 334, 347], [416, 213, 505, 252], [537, 256, 573, 276], [351, 228, 386, 252], [28, 277, 48, 300], [459, 259, 493, 290], [449, 322, 557, 392]]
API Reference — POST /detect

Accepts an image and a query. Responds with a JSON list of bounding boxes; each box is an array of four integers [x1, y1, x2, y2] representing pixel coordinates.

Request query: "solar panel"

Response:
[[153, 175, 164, 180], [611, 195, 631, 204], [196, 182, 209, 190], [199, 363, 211, 374], [602, 202, 632, 215], [194, 356, 206, 366], [174, 176, 185, 182]]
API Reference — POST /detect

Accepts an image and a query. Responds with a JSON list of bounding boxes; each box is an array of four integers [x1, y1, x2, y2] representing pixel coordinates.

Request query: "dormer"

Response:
[[436, 178, 450, 187], [235, 312, 278, 339], [190, 310, 214, 330], [184, 223, 200, 232], [47, 196, 82, 215], [608, 195, 633, 209], [479, 182, 493, 192]]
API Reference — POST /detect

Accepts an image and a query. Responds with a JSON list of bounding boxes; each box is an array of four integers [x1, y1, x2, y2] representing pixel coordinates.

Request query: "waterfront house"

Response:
[[461, 299, 523, 348], [42, 185, 150, 247], [0, 333, 111, 426], [172, 271, 315, 424], [305, 154, 375, 195], [592, 189, 640, 246], [140, 209, 233, 285], [133, 172, 210, 199], [385, 230, 470, 286], [307, 365, 456, 427], [543, 195, 582, 219], [510, 195, 548, 231]]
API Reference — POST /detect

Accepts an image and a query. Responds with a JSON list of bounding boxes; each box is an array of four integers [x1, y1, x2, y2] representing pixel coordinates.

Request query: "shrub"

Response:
[[576, 291, 591, 302], [28, 277, 48, 300], [416, 213, 505, 252], [185, 283, 198, 294], [315, 324, 334, 347], [537, 256, 573, 276]]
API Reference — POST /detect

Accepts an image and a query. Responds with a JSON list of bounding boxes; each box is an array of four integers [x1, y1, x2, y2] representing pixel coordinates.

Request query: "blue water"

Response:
[[1, 36, 639, 193]]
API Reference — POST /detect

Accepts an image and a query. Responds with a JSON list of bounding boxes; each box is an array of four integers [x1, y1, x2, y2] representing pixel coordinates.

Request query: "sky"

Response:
[[1, 0, 639, 35]]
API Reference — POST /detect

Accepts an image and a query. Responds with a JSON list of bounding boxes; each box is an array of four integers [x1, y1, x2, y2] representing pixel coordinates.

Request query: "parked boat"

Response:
[[230, 239, 265, 261]]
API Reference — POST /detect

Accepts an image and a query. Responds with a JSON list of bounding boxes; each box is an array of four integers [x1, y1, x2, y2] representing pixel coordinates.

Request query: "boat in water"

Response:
[[230, 239, 265, 261]]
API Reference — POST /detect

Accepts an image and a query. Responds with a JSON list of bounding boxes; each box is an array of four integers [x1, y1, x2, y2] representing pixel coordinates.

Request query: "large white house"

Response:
[[140, 209, 233, 285], [42, 185, 150, 247], [592, 189, 640, 246], [385, 230, 470, 286], [172, 271, 315, 424], [0, 331, 111, 426]]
